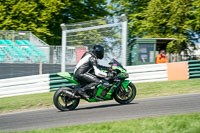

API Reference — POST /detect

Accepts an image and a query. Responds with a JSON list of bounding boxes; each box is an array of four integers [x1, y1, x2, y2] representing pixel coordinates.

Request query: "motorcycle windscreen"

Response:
[[111, 59, 126, 71]]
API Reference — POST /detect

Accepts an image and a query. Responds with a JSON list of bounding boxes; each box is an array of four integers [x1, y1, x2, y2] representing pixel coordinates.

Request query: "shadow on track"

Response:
[[58, 102, 138, 112]]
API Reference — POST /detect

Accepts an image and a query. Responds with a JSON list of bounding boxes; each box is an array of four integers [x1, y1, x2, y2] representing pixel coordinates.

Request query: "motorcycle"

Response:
[[53, 59, 136, 111]]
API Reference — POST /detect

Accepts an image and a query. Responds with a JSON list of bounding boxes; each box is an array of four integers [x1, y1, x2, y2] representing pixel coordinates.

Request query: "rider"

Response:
[[73, 45, 112, 98]]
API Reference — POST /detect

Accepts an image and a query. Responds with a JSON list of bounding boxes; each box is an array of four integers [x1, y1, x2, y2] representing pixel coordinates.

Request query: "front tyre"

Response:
[[114, 82, 136, 104], [53, 88, 80, 111]]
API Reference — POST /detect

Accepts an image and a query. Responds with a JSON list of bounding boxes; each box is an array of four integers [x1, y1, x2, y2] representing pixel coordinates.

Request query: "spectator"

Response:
[[156, 50, 168, 64]]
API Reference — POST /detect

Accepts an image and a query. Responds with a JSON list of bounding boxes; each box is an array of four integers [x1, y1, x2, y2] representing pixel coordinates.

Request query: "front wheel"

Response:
[[114, 82, 136, 104], [53, 88, 80, 111]]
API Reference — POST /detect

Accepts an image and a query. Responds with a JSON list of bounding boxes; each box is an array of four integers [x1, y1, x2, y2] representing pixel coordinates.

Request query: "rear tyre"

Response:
[[114, 82, 136, 104], [53, 88, 80, 111]]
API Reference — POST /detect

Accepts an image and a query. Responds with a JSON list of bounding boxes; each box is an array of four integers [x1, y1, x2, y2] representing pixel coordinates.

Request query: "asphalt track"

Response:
[[0, 93, 200, 131]]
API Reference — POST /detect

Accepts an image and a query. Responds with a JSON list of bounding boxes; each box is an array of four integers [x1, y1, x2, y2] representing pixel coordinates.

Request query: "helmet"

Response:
[[92, 45, 104, 59]]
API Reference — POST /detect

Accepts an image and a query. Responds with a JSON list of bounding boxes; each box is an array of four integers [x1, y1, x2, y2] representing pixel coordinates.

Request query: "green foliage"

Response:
[[48, 0, 110, 45], [188, 0, 200, 33], [0, 0, 110, 45], [111, 0, 200, 53], [0, 0, 65, 43], [111, 0, 150, 38]]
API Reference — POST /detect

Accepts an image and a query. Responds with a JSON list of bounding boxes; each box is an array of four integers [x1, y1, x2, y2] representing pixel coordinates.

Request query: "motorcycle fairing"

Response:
[[121, 80, 131, 92], [57, 72, 78, 85]]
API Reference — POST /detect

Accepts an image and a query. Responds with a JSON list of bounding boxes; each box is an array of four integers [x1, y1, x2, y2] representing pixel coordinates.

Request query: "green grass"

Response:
[[2, 113, 200, 133], [135, 78, 200, 98], [0, 79, 200, 114], [0, 92, 54, 114]]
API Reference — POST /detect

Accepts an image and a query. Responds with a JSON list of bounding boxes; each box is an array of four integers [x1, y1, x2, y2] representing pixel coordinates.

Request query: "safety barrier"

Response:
[[0, 73, 76, 98], [49, 72, 75, 92], [188, 60, 200, 79], [125, 63, 168, 83], [0, 74, 50, 98], [0, 60, 199, 98], [0, 64, 168, 98]]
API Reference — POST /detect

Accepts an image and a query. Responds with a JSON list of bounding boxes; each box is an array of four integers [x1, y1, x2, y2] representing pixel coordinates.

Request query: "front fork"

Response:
[[121, 80, 131, 92], [112, 80, 130, 96], [113, 80, 131, 98]]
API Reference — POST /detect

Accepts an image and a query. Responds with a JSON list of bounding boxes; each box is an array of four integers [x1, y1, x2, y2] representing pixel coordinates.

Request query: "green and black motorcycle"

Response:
[[53, 59, 136, 111]]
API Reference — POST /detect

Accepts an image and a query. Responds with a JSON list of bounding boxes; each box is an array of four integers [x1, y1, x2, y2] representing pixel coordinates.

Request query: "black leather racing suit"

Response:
[[73, 52, 108, 94]]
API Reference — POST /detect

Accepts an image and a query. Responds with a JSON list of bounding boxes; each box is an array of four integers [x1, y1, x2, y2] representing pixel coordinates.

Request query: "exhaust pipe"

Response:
[[63, 90, 79, 98]]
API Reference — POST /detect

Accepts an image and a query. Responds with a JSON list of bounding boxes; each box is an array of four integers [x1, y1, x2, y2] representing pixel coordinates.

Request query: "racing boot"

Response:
[[78, 82, 100, 99]]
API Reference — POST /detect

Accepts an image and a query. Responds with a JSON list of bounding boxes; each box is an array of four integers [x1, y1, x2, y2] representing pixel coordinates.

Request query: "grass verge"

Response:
[[1, 113, 200, 133], [0, 79, 200, 114]]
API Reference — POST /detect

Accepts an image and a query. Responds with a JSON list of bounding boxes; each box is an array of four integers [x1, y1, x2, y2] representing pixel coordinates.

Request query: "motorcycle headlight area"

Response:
[[118, 73, 129, 78]]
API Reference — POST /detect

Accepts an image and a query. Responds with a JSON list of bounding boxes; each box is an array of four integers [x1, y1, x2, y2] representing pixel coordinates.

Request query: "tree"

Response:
[[48, 0, 110, 45], [110, 0, 199, 53], [110, 0, 150, 39], [138, 0, 194, 53], [188, 0, 200, 37], [0, 0, 65, 43], [0, 0, 110, 45]]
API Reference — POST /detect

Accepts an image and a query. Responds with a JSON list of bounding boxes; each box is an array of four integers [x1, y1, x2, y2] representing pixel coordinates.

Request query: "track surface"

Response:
[[0, 93, 200, 131]]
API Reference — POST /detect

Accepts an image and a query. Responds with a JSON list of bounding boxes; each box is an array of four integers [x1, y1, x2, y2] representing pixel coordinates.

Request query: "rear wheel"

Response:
[[114, 82, 136, 104], [53, 88, 80, 111]]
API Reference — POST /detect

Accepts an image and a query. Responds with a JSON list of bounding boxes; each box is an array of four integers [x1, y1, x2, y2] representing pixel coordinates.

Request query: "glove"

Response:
[[108, 67, 113, 71]]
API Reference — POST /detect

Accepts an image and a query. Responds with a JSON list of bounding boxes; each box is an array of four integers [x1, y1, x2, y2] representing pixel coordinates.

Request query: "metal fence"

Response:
[[0, 30, 88, 65], [0, 45, 87, 79], [0, 30, 90, 79]]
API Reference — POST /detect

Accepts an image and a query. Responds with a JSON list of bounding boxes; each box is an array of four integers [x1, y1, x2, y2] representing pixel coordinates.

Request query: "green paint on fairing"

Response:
[[88, 82, 119, 102], [57, 72, 78, 85], [112, 66, 129, 78], [57, 72, 71, 77], [122, 80, 131, 92], [112, 66, 127, 73]]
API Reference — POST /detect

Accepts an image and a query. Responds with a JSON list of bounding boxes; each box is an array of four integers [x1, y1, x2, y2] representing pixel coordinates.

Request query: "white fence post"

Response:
[[121, 14, 128, 66], [61, 24, 67, 72]]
